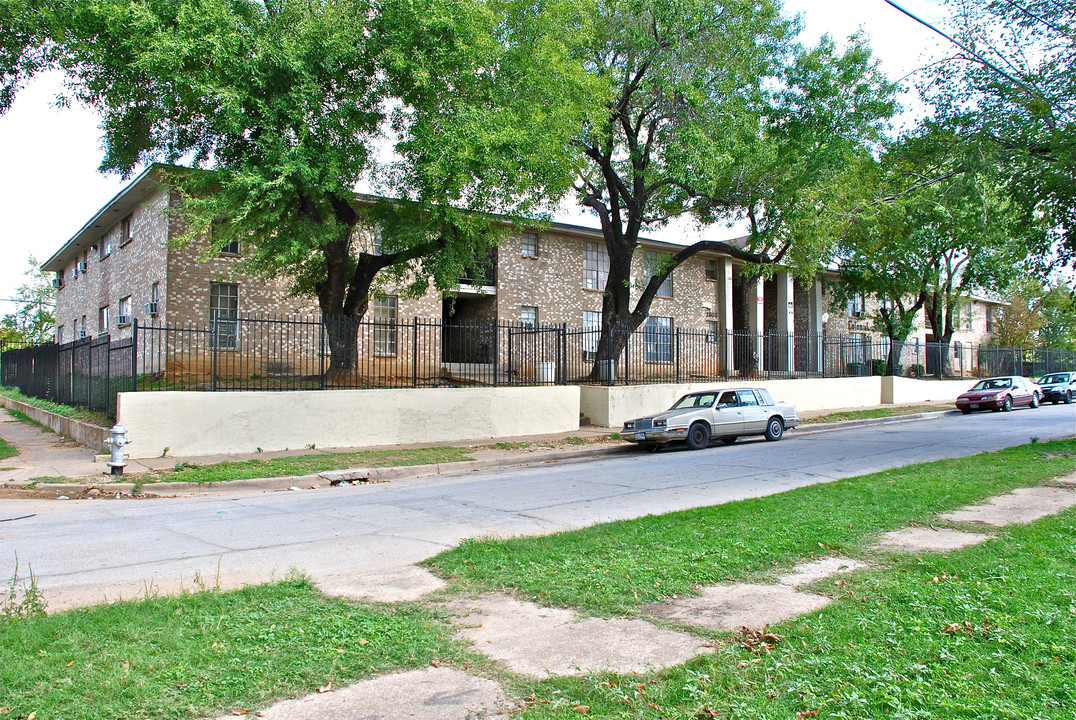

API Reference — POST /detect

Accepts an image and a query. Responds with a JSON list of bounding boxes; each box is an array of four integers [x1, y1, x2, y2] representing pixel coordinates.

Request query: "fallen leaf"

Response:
[[796, 712, 819, 719], [65, 661, 74, 667], [255, 713, 268, 718], [26, 713, 36, 720], [317, 683, 332, 694], [230, 711, 250, 717], [358, 638, 369, 645], [572, 706, 590, 714]]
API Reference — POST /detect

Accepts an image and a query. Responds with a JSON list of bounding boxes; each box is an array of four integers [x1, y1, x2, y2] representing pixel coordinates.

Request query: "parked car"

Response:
[[955, 376, 1041, 414], [1036, 371, 1075, 404], [622, 388, 801, 451]]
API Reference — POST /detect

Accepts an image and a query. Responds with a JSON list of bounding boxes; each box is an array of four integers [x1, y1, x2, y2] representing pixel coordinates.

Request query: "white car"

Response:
[[622, 388, 801, 451]]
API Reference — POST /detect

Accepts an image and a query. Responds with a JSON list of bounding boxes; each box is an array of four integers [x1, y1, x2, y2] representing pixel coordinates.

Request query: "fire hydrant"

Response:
[[105, 424, 130, 476]]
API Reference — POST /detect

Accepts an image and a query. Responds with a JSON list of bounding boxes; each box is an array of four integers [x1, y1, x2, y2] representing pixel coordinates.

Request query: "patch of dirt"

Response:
[[646, 584, 831, 632], [777, 557, 868, 587], [207, 667, 509, 720], [448, 594, 711, 678], [0, 485, 141, 501], [940, 487, 1076, 527], [878, 527, 992, 552], [317, 566, 447, 603]]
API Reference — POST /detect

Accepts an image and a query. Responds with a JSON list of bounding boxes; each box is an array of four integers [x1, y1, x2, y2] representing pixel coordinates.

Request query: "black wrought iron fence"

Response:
[[2, 315, 1073, 419]]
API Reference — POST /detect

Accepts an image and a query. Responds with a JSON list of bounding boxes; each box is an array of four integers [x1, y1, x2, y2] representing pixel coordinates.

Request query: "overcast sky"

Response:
[[0, 0, 949, 317]]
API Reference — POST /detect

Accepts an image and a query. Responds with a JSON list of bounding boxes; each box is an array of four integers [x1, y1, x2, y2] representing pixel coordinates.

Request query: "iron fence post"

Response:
[[412, 316, 419, 388], [319, 319, 326, 390], [675, 327, 681, 383], [131, 319, 139, 392], [212, 316, 219, 392]]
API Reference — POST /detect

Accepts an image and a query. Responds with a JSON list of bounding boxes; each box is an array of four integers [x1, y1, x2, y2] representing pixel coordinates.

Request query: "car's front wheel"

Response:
[[1001, 395, 1013, 412], [685, 422, 711, 450], [1066, 390, 1073, 404], [960, 407, 971, 415], [1030, 392, 1040, 408], [764, 417, 784, 442]]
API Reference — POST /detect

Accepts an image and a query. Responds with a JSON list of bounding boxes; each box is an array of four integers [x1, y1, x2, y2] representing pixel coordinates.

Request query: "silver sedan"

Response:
[[622, 387, 801, 451]]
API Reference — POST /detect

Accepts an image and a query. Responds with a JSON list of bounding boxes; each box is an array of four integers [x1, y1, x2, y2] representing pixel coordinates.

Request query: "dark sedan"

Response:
[[1037, 372, 1075, 404], [956, 376, 1040, 414]]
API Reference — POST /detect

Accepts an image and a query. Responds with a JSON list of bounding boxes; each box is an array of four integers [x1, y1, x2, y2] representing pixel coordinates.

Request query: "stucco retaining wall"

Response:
[[117, 386, 581, 459], [881, 376, 972, 405], [0, 396, 110, 451], [581, 376, 934, 428]]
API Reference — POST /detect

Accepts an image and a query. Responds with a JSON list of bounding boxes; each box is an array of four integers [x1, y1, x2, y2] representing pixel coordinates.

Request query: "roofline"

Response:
[[41, 164, 168, 272]]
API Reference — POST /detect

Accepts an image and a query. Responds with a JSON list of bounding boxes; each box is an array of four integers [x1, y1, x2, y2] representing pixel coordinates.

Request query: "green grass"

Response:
[[134, 446, 475, 485], [0, 386, 110, 427], [427, 440, 1076, 616], [0, 576, 459, 720], [802, 404, 948, 424], [0, 437, 17, 461]]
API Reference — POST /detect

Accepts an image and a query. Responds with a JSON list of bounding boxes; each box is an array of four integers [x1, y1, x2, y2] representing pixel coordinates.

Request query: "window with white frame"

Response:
[[963, 304, 973, 330], [99, 234, 111, 260], [370, 296, 398, 355], [583, 242, 609, 290], [705, 319, 719, 343], [521, 232, 539, 258], [98, 305, 109, 333], [57, 325, 64, 344], [644, 251, 673, 297], [210, 282, 239, 348], [118, 296, 132, 325], [120, 215, 134, 246], [985, 306, 995, 333], [644, 316, 672, 362], [521, 305, 538, 329], [704, 258, 718, 281], [582, 310, 601, 359], [847, 293, 865, 318]]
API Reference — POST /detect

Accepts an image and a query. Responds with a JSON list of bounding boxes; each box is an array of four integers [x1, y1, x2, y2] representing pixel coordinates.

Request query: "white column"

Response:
[[717, 257, 734, 374], [776, 271, 794, 372], [747, 275, 764, 375]]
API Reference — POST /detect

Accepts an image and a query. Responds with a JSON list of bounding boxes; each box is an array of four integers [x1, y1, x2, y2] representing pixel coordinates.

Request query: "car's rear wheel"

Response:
[[1001, 395, 1013, 412], [720, 436, 738, 446], [764, 417, 784, 442], [685, 422, 710, 450]]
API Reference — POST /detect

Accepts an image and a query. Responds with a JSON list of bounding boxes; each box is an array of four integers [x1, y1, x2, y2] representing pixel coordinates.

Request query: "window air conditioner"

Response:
[[144, 302, 159, 316], [116, 315, 130, 326], [52, 278, 62, 289], [77, 330, 87, 339], [76, 261, 87, 273], [583, 350, 598, 361]]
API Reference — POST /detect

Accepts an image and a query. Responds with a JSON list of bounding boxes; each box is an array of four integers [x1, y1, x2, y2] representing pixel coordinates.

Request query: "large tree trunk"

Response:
[[732, 270, 759, 377]]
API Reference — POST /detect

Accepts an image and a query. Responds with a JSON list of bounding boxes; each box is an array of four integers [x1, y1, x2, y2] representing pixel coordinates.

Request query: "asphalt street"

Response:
[[2, 404, 1073, 609]]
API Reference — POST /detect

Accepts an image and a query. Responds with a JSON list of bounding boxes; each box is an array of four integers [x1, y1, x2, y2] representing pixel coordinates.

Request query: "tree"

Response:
[[2, 0, 589, 369], [560, 0, 894, 376], [925, 0, 1076, 263], [991, 276, 1076, 350], [1, 256, 55, 344]]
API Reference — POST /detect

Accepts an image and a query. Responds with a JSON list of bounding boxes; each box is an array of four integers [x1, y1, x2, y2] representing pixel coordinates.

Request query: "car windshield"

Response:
[[671, 393, 716, 409], [972, 378, 1012, 391], [1039, 374, 1068, 384]]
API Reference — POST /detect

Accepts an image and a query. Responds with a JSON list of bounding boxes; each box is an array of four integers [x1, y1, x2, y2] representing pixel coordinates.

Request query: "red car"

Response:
[[956, 376, 1041, 414]]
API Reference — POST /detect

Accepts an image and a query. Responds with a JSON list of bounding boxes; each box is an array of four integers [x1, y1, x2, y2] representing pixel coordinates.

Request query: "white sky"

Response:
[[0, 0, 949, 316]]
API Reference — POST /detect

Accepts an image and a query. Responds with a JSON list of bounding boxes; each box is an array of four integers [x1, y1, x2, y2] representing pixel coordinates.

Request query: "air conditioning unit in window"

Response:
[[583, 350, 598, 361], [116, 315, 130, 326], [76, 261, 87, 273], [76, 330, 87, 339], [144, 302, 158, 316], [52, 278, 62, 289]]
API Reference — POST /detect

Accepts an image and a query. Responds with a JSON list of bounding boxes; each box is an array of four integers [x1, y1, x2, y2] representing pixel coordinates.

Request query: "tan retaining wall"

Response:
[[0, 397, 110, 451], [881, 376, 972, 405], [117, 386, 581, 459]]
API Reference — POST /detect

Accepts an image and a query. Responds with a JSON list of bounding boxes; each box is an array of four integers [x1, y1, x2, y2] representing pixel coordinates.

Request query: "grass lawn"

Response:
[[135, 446, 476, 485], [801, 404, 947, 424], [2, 440, 1073, 719], [0, 386, 111, 428], [0, 437, 17, 461]]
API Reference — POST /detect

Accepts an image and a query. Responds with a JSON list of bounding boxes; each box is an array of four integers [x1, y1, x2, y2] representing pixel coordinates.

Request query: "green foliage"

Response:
[[1, 555, 47, 622], [0, 437, 17, 461], [0, 387, 110, 427], [0, 256, 54, 345]]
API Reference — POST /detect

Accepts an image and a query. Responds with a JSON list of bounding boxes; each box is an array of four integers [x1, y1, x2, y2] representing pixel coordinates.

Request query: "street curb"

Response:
[[18, 411, 960, 497]]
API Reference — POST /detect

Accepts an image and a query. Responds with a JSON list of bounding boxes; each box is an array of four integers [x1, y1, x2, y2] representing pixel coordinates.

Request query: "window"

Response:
[[118, 296, 132, 325], [119, 215, 134, 246], [582, 310, 601, 359], [521, 231, 539, 258], [71, 318, 78, 339], [98, 305, 109, 333], [219, 240, 241, 256], [521, 305, 538, 329], [99, 234, 111, 260], [57, 326, 64, 344], [210, 282, 239, 349], [370, 296, 398, 355], [583, 242, 609, 290], [644, 316, 672, 362], [963, 304, 973, 330], [985, 306, 995, 333], [737, 390, 758, 407], [704, 258, 718, 281], [847, 293, 864, 318], [645, 251, 673, 297], [705, 320, 719, 343]]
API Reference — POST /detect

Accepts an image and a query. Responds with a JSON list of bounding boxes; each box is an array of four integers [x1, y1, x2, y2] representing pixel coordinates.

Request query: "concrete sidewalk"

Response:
[[0, 402, 958, 495]]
